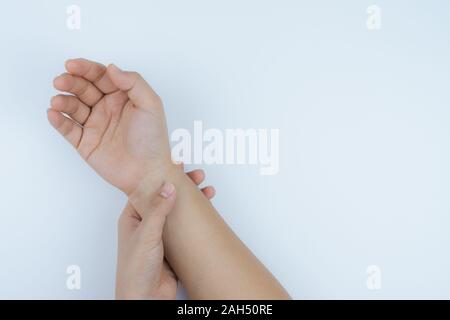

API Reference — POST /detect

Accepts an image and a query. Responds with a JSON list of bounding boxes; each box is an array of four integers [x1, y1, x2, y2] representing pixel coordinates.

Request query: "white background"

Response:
[[0, 0, 449, 299]]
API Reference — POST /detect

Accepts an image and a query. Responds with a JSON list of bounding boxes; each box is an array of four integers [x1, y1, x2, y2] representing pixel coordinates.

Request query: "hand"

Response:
[[48, 59, 173, 195], [116, 169, 215, 300], [116, 182, 176, 300], [185, 169, 215, 200]]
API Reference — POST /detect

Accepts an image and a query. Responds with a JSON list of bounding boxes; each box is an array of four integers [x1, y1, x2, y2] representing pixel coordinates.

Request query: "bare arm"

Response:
[[129, 160, 289, 299], [48, 58, 289, 299]]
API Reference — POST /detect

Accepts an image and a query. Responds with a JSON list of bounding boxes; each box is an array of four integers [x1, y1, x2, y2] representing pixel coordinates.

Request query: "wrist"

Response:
[[128, 160, 182, 212]]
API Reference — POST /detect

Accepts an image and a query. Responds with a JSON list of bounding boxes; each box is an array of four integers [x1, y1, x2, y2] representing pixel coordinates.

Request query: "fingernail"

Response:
[[160, 182, 175, 199]]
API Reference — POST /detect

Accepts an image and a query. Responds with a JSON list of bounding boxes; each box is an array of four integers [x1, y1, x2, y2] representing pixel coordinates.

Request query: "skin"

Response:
[[116, 184, 177, 300], [117, 169, 215, 300], [48, 58, 290, 299]]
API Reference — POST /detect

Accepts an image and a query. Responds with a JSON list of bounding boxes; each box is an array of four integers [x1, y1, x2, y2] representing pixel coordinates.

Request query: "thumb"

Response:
[[107, 63, 162, 110], [138, 182, 176, 243]]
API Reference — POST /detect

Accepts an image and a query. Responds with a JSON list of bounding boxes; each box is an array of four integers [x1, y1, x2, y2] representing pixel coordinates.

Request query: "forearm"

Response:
[[48, 58, 288, 299], [130, 164, 290, 299]]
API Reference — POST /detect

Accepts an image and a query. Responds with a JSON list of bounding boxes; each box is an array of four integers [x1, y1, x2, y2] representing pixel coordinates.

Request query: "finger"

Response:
[[47, 109, 83, 148], [118, 202, 141, 236], [107, 64, 161, 110], [65, 58, 118, 94], [53, 73, 103, 107], [186, 169, 205, 186], [120, 202, 142, 222], [138, 182, 176, 242], [50, 94, 90, 125], [201, 186, 216, 200]]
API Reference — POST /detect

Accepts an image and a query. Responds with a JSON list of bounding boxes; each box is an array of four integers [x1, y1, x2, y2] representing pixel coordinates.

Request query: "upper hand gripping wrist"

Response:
[[128, 162, 182, 215]]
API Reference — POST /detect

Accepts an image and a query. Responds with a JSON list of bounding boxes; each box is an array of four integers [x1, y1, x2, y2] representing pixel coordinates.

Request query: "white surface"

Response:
[[0, 0, 449, 299]]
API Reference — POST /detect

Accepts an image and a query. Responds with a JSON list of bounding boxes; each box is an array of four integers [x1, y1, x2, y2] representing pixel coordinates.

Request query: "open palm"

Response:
[[48, 59, 172, 195]]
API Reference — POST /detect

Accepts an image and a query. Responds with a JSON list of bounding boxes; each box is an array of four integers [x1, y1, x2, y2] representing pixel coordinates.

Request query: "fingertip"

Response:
[[65, 59, 74, 71], [65, 58, 85, 74], [53, 73, 72, 90], [194, 169, 205, 184], [187, 169, 205, 185], [197, 169, 205, 180], [107, 63, 120, 72], [47, 109, 63, 128], [108, 65, 159, 109], [52, 76, 61, 89], [202, 186, 216, 199], [160, 182, 176, 199], [107, 64, 124, 80], [107, 64, 126, 88], [50, 95, 62, 108]]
